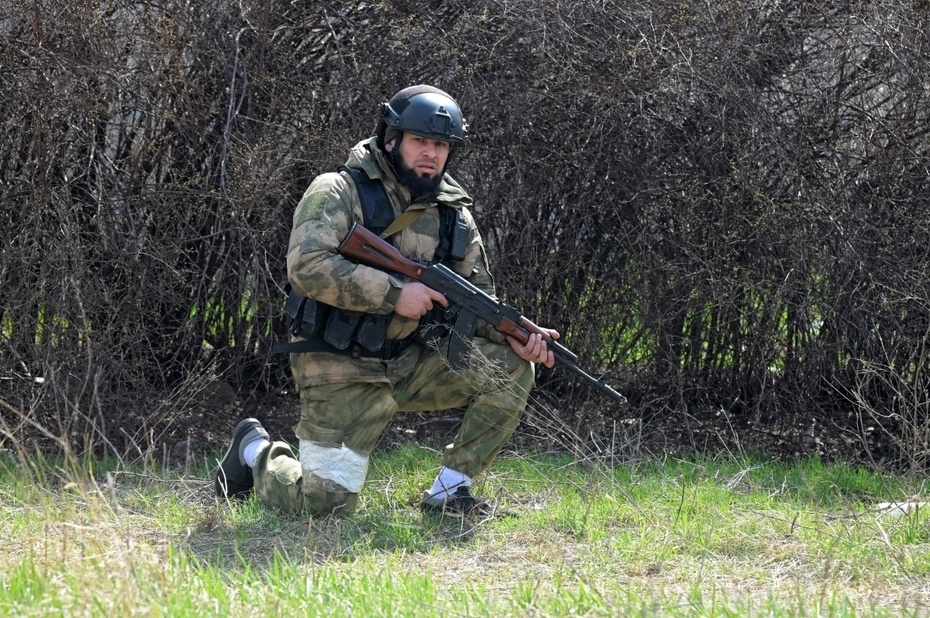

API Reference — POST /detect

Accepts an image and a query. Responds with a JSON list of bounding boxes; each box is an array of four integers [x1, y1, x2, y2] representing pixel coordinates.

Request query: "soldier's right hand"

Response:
[[394, 282, 448, 319]]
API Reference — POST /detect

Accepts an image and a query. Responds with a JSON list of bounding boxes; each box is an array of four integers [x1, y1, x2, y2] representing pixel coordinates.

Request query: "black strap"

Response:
[[340, 166, 395, 237]]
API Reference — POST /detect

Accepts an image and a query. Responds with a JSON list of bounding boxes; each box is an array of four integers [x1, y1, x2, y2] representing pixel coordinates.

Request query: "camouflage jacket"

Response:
[[287, 137, 505, 387]]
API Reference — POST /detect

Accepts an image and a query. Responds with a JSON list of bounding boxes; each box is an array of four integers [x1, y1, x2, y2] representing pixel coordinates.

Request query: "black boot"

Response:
[[214, 418, 269, 499]]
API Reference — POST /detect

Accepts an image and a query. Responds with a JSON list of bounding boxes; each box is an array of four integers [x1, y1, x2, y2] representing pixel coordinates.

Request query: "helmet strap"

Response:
[[383, 131, 403, 170]]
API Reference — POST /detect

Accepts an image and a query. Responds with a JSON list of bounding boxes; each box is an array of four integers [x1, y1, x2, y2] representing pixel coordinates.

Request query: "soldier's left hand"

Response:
[[509, 329, 559, 368]]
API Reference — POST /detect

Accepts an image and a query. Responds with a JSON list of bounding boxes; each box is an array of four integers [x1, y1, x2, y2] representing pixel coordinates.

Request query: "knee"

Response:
[[298, 439, 369, 517], [494, 344, 536, 388], [500, 353, 536, 408], [301, 472, 359, 516], [513, 355, 535, 385]]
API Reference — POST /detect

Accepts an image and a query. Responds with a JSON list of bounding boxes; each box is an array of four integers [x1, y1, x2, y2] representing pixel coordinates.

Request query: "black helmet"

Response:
[[377, 85, 467, 145]]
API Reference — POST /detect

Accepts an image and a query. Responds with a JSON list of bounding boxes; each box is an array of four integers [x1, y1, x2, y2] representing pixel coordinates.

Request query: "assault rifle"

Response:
[[338, 223, 627, 405]]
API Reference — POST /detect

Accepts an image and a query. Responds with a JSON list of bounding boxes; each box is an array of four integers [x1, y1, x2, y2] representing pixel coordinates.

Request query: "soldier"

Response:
[[215, 85, 558, 517]]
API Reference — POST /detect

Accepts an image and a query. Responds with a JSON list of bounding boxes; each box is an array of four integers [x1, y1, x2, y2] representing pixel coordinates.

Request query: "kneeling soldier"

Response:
[[215, 85, 557, 517]]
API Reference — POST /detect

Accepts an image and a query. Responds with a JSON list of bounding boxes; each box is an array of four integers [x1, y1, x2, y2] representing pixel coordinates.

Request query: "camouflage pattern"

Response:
[[254, 136, 534, 517], [286, 136, 505, 390], [254, 336, 534, 516], [252, 441, 359, 516]]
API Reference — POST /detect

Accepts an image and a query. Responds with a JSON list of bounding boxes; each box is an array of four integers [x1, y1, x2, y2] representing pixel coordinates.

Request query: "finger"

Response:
[[527, 335, 544, 360], [519, 334, 535, 355], [536, 338, 551, 364], [533, 335, 545, 356], [430, 290, 449, 307]]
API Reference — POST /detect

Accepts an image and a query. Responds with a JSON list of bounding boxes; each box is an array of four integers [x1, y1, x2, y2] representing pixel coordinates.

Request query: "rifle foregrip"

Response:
[[496, 317, 531, 345], [518, 316, 544, 336], [515, 316, 578, 362]]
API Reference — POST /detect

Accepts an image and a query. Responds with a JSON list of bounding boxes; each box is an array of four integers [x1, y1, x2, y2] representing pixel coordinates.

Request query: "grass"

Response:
[[0, 445, 929, 617]]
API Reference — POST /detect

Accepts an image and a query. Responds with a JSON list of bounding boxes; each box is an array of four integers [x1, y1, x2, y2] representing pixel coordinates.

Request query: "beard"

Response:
[[394, 156, 444, 198]]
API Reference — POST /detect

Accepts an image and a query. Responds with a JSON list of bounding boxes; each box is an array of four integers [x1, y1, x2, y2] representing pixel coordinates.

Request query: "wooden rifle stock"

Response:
[[337, 222, 426, 280]]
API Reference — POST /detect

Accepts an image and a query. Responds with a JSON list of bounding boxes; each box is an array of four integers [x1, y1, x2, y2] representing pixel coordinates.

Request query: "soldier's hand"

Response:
[[395, 282, 448, 319], [509, 328, 559, 368]]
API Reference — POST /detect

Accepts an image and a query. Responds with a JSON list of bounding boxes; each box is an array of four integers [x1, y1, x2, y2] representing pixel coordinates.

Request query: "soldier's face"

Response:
[[386, 132, 451, 196], [387, 133, 450, 179]]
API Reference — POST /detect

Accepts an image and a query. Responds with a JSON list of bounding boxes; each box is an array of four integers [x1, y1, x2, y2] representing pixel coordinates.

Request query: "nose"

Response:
[[421, 141, 437, 158]]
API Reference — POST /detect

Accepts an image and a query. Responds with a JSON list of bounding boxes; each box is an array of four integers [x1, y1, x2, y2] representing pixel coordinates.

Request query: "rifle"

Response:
[[337, 222, 627, 405]]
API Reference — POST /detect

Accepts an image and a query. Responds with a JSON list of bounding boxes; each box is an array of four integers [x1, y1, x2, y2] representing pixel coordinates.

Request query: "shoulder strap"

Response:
[[381, 208, 425, 238], [340, 166, 395, 237], [340, 166, 465, 263]]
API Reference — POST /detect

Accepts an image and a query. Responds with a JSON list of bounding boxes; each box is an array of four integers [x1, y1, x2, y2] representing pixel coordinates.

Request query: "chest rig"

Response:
[[274, 167, 468, 359]]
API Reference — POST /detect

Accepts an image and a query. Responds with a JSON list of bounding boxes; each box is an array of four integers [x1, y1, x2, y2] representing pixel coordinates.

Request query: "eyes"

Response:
[[411, 136, 451, 151]]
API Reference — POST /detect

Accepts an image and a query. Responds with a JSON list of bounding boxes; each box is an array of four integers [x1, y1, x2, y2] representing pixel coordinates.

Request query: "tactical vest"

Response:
[[273, 167, 467, 358]]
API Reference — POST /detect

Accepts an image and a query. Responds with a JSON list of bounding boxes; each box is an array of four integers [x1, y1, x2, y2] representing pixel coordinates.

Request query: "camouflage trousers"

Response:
[[252, 337, 534, 516]]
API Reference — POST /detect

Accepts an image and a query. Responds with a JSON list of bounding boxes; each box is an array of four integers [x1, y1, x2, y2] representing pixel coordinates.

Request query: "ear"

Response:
[[384, 140, 393, 153]]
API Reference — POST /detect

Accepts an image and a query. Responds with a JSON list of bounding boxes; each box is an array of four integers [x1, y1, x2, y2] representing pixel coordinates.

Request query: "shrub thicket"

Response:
[[2, 0, 928, 467]]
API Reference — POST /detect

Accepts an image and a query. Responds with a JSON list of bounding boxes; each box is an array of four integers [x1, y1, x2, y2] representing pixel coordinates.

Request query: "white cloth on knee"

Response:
[[299, 440, 370, 493]]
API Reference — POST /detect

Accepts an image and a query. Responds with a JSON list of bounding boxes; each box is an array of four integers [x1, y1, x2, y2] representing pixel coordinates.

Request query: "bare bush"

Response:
[[1, 0, 929, 466]]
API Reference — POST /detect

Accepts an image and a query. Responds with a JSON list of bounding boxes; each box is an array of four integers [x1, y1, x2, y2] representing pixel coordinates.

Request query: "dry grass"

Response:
[[2, 445, 929, 616]]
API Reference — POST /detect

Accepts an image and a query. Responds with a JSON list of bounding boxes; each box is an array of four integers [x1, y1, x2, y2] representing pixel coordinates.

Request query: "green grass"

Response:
[[0, 447, 928, 616]]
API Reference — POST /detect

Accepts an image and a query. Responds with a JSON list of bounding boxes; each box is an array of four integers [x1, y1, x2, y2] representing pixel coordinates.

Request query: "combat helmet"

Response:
[[377, 85, 468, 148]]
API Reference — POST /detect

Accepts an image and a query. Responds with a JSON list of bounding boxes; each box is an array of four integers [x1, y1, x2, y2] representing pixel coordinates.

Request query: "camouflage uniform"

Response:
[[252, 137, 535, 516]]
